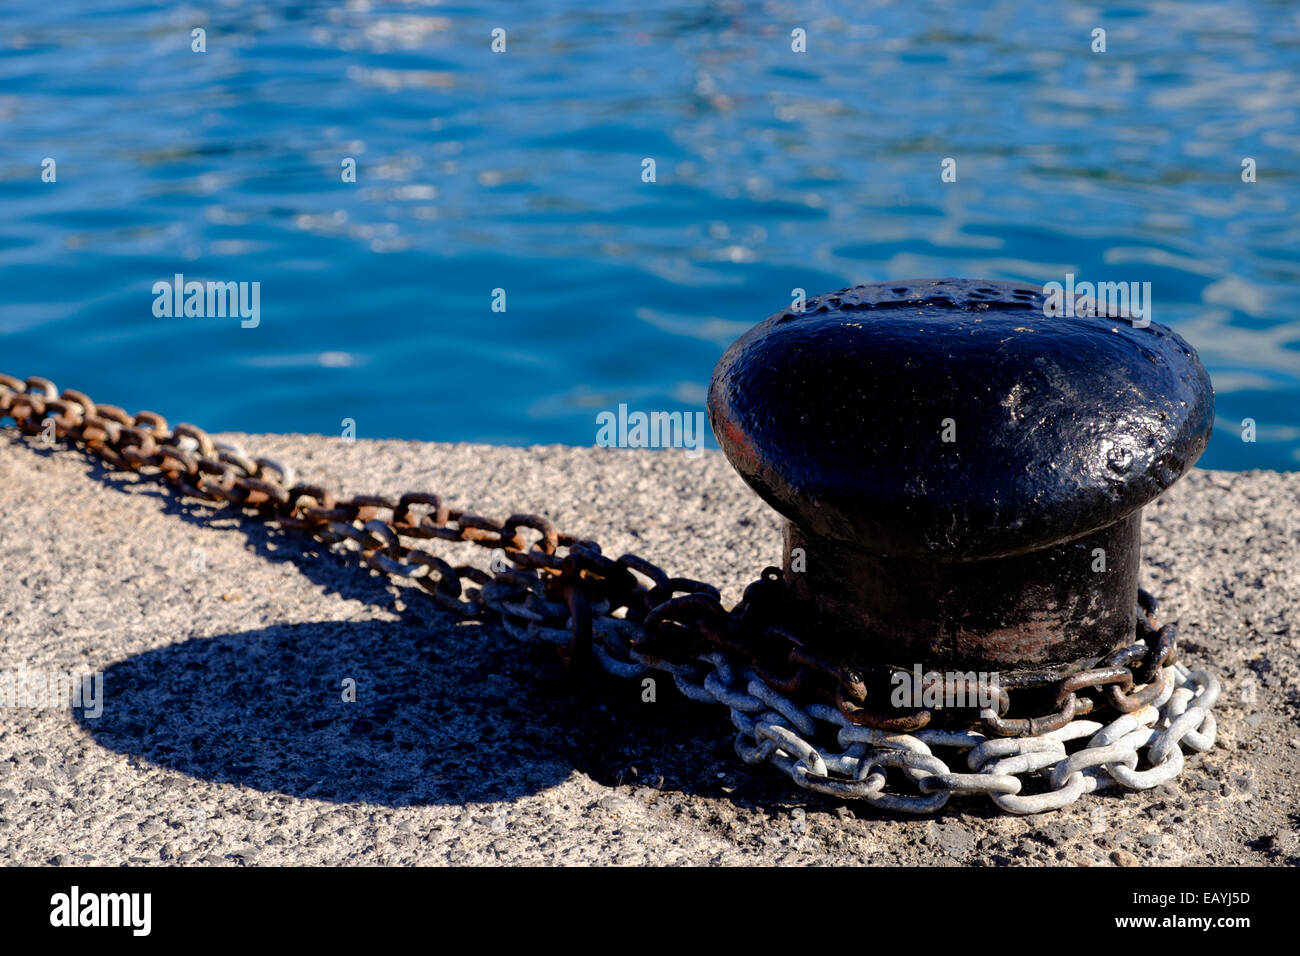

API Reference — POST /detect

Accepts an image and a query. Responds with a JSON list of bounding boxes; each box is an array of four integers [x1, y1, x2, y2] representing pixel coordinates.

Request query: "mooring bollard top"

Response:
[[708, 278, 1215, 561]]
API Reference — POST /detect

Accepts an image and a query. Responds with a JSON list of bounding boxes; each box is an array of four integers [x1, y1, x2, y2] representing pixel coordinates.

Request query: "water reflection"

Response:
[[0, 0, 1296, 468]]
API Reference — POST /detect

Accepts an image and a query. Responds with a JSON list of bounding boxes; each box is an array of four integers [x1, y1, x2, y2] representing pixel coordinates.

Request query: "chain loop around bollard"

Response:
[[0, 373, 1222, 814]]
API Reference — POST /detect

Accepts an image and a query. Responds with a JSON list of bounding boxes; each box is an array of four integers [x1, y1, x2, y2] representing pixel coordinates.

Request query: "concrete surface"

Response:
[[0, 429, 1296, 866]]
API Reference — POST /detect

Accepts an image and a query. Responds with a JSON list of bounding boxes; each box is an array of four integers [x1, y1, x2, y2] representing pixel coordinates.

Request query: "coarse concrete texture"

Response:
[[0, 429, 1296, 866]]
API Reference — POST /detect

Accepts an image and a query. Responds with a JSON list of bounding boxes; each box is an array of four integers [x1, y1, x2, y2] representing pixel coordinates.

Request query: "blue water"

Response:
[[2, 1, 1298, 470]]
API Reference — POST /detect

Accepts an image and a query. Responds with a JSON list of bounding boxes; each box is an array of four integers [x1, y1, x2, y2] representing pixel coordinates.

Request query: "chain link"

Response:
[[1, 374, 1221, 813]]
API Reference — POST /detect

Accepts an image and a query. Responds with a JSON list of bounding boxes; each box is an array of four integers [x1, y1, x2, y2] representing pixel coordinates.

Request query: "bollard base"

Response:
[[783, 512, 1141, 675]]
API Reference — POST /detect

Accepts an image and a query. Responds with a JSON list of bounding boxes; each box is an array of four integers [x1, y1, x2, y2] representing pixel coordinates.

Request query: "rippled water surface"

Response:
[[2, 1, 1298, 470]]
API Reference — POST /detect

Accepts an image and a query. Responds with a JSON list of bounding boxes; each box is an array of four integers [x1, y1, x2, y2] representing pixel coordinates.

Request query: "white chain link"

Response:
[[513, 612, 1220, 814]]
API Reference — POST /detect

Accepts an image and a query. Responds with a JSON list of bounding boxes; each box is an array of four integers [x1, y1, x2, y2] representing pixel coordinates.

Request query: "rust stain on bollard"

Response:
[[708, 279, 1214, 680]]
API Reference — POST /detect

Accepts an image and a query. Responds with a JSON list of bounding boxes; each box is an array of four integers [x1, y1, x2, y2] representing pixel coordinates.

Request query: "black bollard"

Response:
[[708, 279, 1214, 682]]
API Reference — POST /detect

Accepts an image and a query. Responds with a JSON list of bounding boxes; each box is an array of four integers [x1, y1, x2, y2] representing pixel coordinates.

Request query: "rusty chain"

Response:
[[0, 374, 1220, 813]]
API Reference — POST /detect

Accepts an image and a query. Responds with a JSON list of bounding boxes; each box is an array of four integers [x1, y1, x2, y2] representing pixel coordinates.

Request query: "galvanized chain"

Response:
[[0, 375, 1220, 813], [730, 661, 1217, 814]]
